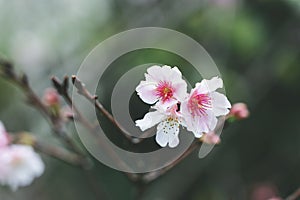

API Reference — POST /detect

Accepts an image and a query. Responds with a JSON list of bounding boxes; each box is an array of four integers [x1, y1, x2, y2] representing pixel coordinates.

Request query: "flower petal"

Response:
[[135, 111, 165, 131], [156, 121, 169, 147], [172, 81, 188, 102], [155, 118, 181, 148], [181, 102, 217, 137], [195, 76, 223, 93], [168, 131, 180, 148], [211, 92, 231, 116], [164, 66, 182, 81], [146, 65, 170, 82], [155, 99, 178, 110], [136, 81, 157, 104]]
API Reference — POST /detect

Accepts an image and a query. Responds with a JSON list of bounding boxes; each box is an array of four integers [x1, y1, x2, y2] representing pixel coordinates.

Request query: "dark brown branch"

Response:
[[141, 140, 200, 183], [141, 119, 227, 183], [53, 76, 139, 180], [71, 75, 142, 144], [0, 57, 84, 157], [51, 76, 95, 132], [34, 139, 91, 169], [13, 133, 91, 169]]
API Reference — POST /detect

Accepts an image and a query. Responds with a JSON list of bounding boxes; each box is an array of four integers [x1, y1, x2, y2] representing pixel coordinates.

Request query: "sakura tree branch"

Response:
[[141, 120, 228, 183], [0, 57, 50, 117], [51, 76, 95, 132], [52, 76, 140, 179], [0, 57, 84, 156], [34, 139, 91, 168], [141, 140, 200, 183], [13, 133, 91, 169], [71, 75, 142, 144]]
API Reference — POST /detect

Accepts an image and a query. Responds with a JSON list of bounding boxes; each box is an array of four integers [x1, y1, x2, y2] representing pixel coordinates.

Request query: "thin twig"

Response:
[[141, 140, 200, 183], [51, 76, 95, 131], [34, 140, 91, 168], [71, 75, 142, 144], [141, 120, 227, 183], [13, 133, 91, 169], [52, 76, 138, 179], [0, 58, 84, 156], [286, 187, 300, 200]]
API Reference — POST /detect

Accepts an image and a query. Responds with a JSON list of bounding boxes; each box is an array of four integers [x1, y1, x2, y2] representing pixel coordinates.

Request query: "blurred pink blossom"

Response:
[[200, 132, 221, 144], [251, 183, 280, 200], [0, 122, 45, 191], [0, 145, 45, 191], [229, 102, 249, 120], [43, 88, 60, 106]]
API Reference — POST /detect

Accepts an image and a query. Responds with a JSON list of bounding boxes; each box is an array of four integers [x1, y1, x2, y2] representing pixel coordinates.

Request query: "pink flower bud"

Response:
[[200, 132, 221, 144], [43, 88, 59, 106], [229, 102, 249, 120]]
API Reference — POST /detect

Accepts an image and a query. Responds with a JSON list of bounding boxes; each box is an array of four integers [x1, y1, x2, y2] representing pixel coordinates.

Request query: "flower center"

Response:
[[161, 117, 180, 134], [156, 81, 174, 102], [188, 92, 211, 116]]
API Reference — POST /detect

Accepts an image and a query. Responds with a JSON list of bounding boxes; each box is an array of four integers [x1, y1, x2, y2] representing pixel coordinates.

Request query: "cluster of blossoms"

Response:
[[135, 65, 231, 148], [0, 121, 44, 191]]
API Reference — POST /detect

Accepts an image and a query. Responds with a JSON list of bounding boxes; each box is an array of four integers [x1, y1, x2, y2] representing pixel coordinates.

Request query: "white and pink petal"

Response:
[[195, 76, 223, 93], [136, 81, 157, 104], [211, 92, 231, 116], [135, 111, 165, 131], [155, 118, 180, 148]]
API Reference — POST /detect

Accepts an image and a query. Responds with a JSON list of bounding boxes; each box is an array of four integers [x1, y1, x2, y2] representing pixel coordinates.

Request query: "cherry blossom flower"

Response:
[[0, 144, 45, 191], [136, 65, 187, 109], [0, 121, 9, 148], [181, 77, 231, 138], [136, 104, 182, 148]]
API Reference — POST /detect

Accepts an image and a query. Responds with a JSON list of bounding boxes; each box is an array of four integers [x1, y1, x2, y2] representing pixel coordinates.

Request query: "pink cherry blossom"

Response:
[[136, 104, 182, 148], [181, 77, 231, 138], [0, 145, 45, 191], [136, 65, 187, 109]]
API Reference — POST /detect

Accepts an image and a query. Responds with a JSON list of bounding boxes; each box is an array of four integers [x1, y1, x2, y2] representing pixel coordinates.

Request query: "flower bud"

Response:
[[200, 132, 221, 144], [229, 102, 249, 120], [43, 88, 59, 106]]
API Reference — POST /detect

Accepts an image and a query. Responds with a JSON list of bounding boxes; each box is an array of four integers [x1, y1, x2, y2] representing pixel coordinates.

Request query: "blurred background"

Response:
[[0, 0, 300, 199]]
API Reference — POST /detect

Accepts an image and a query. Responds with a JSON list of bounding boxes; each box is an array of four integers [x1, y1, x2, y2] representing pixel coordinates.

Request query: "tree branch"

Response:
[[71, 75, 142, 144], [0, 57, 85, 157]]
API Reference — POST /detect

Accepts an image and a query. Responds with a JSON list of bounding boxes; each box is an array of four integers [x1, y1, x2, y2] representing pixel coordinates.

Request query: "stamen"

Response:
[[188, 92, 211, 117], [156, 81, 174, 102]]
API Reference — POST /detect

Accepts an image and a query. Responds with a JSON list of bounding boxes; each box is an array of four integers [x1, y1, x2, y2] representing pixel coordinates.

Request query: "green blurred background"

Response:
[[0, 0, 300, 199]]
